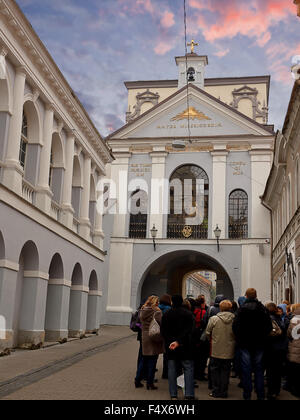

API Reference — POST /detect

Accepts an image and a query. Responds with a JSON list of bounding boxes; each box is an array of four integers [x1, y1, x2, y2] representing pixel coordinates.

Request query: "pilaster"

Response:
[[2, 66, 26, 195], [149, 147, 168, 239], [35, 104, 54, 213], [211, 146, 228, 239]]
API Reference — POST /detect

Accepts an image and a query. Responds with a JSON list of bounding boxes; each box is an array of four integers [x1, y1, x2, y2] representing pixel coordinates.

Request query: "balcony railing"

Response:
[[167, 223, 208, 239], [129, 222, 147, 239], [22, 179, 35, 204], [73, 217, 80, 234], [229, 223, 248, 239], [50, 201, 61, 221]]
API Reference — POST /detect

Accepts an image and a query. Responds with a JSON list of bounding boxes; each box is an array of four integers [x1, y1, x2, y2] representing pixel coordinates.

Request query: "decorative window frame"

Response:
[[126, 89, 160, 122], [230, 85, 268, 123]]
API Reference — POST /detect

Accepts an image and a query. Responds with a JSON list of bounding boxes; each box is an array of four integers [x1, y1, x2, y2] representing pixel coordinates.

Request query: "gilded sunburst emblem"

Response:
[[171, 107, 211, 121], [182, 226, 193, 238]]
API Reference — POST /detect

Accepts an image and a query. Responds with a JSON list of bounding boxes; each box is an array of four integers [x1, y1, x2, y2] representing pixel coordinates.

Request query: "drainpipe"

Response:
[[261, 198, 274, 301]]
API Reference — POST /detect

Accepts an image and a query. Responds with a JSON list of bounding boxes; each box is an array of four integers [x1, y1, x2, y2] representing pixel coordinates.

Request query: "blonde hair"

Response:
[[220, 300, 233, 312], [291, 303, 300, 313], [142, 295, 159, 310]]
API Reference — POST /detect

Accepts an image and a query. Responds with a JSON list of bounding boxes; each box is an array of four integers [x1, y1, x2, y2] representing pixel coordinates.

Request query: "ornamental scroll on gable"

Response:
[[126, 89, 160, 123], [230, 85, 268, 123]]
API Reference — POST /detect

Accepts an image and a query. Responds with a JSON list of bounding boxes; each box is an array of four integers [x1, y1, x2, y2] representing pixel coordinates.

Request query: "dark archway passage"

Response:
[[139, 250, 234, 305]]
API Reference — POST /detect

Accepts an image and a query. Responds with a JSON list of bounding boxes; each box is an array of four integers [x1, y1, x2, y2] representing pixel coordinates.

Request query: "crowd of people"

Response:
[[131, 289, 300, 400]]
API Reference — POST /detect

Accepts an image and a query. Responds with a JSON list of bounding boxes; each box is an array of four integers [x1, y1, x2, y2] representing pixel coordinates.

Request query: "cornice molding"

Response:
[[0, 0, 112, 168]]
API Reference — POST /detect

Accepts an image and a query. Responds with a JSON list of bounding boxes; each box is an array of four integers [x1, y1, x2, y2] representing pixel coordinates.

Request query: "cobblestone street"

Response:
[[0, 326, 297, 401]]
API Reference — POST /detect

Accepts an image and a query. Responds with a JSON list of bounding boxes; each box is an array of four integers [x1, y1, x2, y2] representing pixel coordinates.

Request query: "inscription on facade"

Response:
[[229, 161, 247, 176], [129, 164, 152, 177], [156, 123, 223, 129]]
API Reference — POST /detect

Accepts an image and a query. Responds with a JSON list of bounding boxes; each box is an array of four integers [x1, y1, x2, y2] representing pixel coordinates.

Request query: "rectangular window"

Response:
[[19, 137, 27, 169]]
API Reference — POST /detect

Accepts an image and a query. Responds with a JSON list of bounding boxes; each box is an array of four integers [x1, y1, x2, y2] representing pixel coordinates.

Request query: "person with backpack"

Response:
[[232, 288, 272, 400], [265, 302, 287, 400], [132, 300, 146, 388]]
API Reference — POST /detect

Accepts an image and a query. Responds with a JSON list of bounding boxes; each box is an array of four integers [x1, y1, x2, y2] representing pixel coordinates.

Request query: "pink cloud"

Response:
[[189, 0, 295, 43], [214, 48, 230, 58], [154, 39, 177, 55], [160, 11, 175, 29]]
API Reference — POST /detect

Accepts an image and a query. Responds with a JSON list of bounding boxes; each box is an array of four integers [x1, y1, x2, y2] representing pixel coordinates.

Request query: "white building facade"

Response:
[[0, 0, 112, 350], [104, 52, 275, 325]]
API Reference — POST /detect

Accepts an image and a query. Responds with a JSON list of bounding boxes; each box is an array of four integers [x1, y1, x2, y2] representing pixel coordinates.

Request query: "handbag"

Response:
[[149, 311, 161, 341], [270, 319, 282, 337]]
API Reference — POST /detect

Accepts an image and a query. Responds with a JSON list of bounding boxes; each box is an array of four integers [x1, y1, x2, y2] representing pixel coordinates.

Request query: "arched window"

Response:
[[229, 189, 248, 239], [168, 165, 209, 239], [129, 189, 148, 239], [19, 112, 28, 169]]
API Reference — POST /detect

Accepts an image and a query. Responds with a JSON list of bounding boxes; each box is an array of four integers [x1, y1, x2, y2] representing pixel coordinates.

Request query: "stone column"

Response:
[[35, 104, 54, 213], [0, 46, 10, 163], [211, 147, 228, 239], [110, 150, 131, 237], [68, 285, 89, 338], [61, 131, 75, 229], [44, 279, 71, 342], [79, 154, 91, 240], [149, 148, 168, 238], [18, 271, 49, 347], [2, 66, 26, 195], [93, 174, 105, 249], [0, 260, 19, 350], [250, 148, 273, 238], [86, 290, 102, 333]]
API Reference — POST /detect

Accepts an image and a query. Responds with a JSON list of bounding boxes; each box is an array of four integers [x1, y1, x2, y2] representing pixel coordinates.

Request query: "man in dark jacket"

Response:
[[161, 295, 196, 400], [232, 288, 272, 400]]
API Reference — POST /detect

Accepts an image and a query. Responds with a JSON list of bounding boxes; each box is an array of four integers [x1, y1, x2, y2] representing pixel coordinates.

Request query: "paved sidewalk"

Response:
[[0, 326, 298, 400], [0, 326, 134, 397]]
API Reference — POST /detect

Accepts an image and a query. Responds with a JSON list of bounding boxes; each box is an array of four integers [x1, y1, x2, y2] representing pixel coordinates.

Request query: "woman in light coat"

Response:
[[139, 296, 164, 390]]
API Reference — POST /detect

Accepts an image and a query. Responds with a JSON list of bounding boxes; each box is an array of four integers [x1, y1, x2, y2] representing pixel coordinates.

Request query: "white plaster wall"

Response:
[[106, 241, 133, 314], [251, 152, 272, 238], [241, 243, 271, 303]]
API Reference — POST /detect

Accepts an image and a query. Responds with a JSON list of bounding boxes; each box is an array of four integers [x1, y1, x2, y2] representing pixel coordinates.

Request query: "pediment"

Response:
[[108, 84, 272, 140]]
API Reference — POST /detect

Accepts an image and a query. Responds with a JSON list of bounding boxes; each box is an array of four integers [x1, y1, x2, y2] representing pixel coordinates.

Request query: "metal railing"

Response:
[[167, 223, 208, 239], [129, 217, 147, 239], [228, 223, 248, 239]]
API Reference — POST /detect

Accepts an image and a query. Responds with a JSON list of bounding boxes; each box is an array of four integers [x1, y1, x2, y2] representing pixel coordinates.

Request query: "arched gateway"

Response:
[[137, 250, 234, 308]]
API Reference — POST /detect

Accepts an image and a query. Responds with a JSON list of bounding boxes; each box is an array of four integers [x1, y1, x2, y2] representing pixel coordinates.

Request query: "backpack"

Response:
[[130, 310, 141, 333], [270, 319, 282, 337], [194, 307, 207, 329]]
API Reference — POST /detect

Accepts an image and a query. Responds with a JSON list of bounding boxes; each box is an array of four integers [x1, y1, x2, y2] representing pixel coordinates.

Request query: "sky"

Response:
[[16, 0, 300, 137]]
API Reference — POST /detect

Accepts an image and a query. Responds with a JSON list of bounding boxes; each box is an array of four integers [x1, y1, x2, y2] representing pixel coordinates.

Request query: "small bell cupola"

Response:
[[176, 40, 208, 90]]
